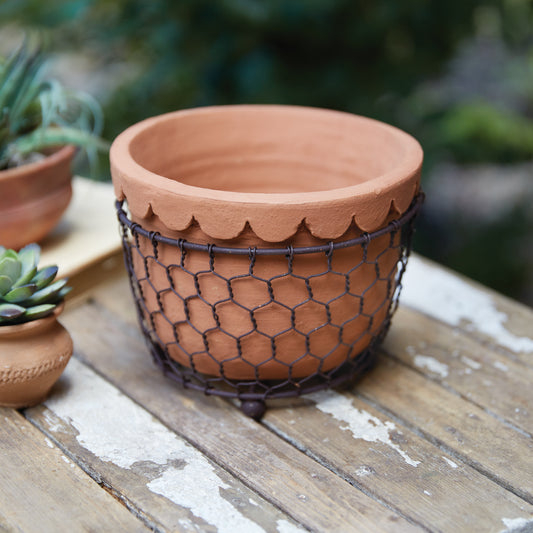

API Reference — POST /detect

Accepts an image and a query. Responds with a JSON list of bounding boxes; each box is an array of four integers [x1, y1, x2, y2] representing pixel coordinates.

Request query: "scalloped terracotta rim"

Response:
[[111, 105, 423, 242]]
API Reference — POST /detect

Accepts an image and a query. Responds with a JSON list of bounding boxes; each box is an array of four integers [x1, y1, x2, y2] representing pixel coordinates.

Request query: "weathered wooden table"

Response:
[[2, 181, 533, 532]]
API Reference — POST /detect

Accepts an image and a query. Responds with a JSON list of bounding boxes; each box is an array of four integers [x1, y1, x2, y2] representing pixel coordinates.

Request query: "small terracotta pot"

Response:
[[111, 105, 423, 380], [0, 305, 73, 408], [0, 145, 75, 250]]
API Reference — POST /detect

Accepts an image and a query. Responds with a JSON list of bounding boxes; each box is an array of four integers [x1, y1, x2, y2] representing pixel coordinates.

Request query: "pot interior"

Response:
[[129, 107, 411, 194]]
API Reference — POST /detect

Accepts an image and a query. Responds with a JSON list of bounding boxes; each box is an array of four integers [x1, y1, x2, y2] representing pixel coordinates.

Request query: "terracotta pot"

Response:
[[0, 305, 73, 408], [0, 145, 75, 250], [111, 105, 423, 380]]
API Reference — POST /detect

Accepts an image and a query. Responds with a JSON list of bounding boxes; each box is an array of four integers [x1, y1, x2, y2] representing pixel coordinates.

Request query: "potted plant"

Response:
[[111, 105, 423, 382], [0, 38, 108, 250], [0, 243, 73, 408]]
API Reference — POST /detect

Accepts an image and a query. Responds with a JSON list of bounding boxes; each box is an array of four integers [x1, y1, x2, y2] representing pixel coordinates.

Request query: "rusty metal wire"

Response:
[[116, 194, 423, 418]]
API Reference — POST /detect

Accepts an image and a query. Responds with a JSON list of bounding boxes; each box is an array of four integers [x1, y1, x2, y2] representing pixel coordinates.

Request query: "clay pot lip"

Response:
[[111, 105, 423, 241], [0, 145, 76, 182], [112, 105, 422, 204], [0, 303, 64, 338]]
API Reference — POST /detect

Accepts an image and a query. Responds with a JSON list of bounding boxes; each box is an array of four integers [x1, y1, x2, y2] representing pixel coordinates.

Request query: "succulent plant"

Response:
[[0, 36, 108, 171], [0, 244, 71, 325]]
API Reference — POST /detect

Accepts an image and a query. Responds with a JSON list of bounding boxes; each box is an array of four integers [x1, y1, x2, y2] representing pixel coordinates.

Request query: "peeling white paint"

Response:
[[402, 256, 533, 354], [44, 359, 266, 533], [406, 346, 416, 356], [178, 518, 196, 531], [355, 466, 374, 477], [461, 356, 481, 370], [276, 519, 307, 533], [310, 390, 420, 467], [442, 457, 458, 469], [501, 517, 533, 532], [413, 355, 449, 378], [148, 468, 265, 533], [494, 361, 509, 372]]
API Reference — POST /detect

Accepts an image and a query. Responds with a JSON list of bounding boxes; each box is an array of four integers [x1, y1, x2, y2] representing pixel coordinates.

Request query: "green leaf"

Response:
[[13, 265, 37, 288], [31, 265, 58, 289], [0, 257, 21, 284], [0, 275, 12, 296], [13, 244, 40, 287], [20, 278, 67, 306], [18, 243, 40, 271], [23, 304, 56, 322], [3, 284, 38, 303], [0, 302, 25, 320], [56, 286, 72, 301], [9, 126, 110, 156], [0, 249, 18, 261]]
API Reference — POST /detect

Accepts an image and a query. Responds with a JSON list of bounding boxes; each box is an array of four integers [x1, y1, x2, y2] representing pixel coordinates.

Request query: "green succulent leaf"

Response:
[[0, 240, 69, 325], [31, 265, 58, 289], [56, 286, 72, 301], [20, 278, 67, 306], [0, 257, 21, 284], [12, 244, 40, 288], [13, 265, 37, 288], [0, 275, 13, 296], [0, 302, 25, 320], [23, 303, 56, 321], [3, 283, 38, 303], [0, 249, 18, 261]]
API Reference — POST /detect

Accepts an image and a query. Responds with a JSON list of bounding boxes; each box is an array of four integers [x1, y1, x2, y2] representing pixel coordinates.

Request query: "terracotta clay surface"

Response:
[[0, 305, 73, 408], [0, 145, 75, 250], [111, 105, 423, 379]]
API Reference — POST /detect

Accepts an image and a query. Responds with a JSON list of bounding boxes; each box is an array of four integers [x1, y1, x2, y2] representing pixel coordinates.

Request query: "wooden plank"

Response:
[[0, 408, 147, 532], [60, 297, 423, 532], [356, 354, 533, 503], [41, 176, 121, 279], [262, 390, 533, 533], [84, 278, 533, 532], [26, 358, 306, 533], [64, 250, 126, 308], [401, 255, 533, 367], [384, 305, 533, 436]]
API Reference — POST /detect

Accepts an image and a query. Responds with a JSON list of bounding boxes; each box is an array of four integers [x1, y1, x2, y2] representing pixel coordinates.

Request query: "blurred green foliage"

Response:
[[0, 0, 510, 138]]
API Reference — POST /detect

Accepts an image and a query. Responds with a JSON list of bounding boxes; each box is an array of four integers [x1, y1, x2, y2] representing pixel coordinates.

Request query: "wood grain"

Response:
[[41, 177, 121, 280], [85, 276, 533, 532], [0, 408, 147, 532], [26, 358, 304, 533], [356, 354, 533, 503], [61, 297, 422, 533], [401, 255, 533, 367], [384, 305, 533, 436], [262, 390, 533, 533]]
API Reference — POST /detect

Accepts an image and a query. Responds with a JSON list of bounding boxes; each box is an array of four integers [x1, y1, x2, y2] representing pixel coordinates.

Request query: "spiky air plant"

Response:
[[0, 36, 108, 171], [0, 244, 71, 325]]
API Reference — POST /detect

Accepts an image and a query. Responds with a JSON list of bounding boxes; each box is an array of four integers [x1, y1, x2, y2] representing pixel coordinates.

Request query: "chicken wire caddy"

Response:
[[116, 194, 423, 419]]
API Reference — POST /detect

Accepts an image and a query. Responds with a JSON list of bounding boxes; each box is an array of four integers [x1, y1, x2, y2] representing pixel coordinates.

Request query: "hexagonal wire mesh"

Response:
[[116, 194, 423, 418]]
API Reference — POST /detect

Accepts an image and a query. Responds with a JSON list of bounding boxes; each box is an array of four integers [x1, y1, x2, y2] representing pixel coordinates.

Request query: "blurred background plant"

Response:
[[0, 35, 108, 175], [0, 0, 531, 304]]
